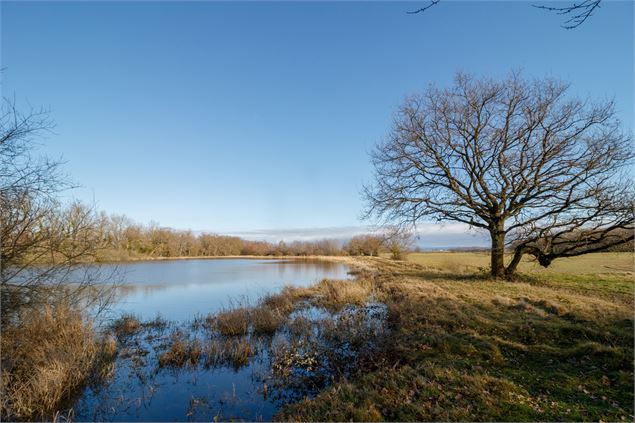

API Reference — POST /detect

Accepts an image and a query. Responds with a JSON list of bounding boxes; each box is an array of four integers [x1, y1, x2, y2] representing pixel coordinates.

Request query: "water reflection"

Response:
[[99, 259, 350, 321]]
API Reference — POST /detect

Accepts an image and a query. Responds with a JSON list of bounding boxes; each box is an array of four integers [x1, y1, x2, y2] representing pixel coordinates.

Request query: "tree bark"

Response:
[[490, 226, 506, 278], [505, 247, 524, 278]]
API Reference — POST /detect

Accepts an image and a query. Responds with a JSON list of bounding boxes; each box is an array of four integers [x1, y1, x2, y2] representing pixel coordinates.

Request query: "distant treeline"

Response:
[[49, 203, 400, 262]]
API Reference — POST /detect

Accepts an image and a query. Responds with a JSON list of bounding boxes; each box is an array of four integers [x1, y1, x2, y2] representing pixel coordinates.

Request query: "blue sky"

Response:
[[1, 1, 633, 245]]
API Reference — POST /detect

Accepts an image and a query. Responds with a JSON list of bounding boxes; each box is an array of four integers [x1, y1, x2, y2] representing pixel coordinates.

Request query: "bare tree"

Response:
[[383, 227, 414, 260], [0, 98, 114, 321], [364, 72, 633, 278], [409, 1, 603, 29]]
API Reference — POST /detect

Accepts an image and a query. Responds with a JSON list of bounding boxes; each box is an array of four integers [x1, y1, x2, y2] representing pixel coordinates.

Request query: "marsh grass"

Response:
[[158, 331, 202, 368], [205, 337, 256, 369], [112, 314, 142, 338], [267, 303, 389, 401], [313, 279, 374, 310], [251, 306, 287, 335], [260, 289, 297, 315], [0, 304, 115, 421], [213, 307, 250, 336]]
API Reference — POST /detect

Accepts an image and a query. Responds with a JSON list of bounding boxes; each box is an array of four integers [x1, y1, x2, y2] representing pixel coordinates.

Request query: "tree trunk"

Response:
[[505, 247, 524, 278], [490, 227, 506, 278]]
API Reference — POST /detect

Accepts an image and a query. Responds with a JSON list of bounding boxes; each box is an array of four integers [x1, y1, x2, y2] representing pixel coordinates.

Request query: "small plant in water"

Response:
[[112, 314, 142, 338], [158, 332, 202, 368], [205, 336, 256, 369], [214, 308, 250, 336], [251, 306, 286, 335]]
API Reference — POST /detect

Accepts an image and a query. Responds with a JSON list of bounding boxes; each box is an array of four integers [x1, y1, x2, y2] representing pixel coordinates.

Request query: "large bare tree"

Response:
[[364, 72, 633, 278]]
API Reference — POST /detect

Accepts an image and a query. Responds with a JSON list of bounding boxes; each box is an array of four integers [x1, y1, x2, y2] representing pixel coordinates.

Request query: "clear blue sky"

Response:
[[2, 1, 633, 242]]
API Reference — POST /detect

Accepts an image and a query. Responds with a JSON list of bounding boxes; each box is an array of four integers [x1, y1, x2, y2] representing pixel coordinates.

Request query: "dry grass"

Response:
[[213, 307, 250, 336], [313, 279, 373, 309], [112, 314, 142, 338], [157, 332, 202, 368], [407, 251, 634, 275], [205, 337, 255, 369], [260, 289, 297, 315], [0, 304, 108, 421], [251, 306, 287, 335]]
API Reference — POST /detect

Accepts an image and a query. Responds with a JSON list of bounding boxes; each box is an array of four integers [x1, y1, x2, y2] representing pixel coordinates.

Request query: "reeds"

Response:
[[158, 332, 202, 367], [213, 307, 250, 336], [205, 337, 255, 369]]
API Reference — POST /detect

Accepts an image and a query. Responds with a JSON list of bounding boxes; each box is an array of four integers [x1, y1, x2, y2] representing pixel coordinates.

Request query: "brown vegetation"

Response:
[[205, 337, 256, 369], [0, 304, 114, 421], [158, 333, 202, 368], [251, 306, 287, 335], [112, 314, 142, 338], [213, 307, 250, 337], [277, 256, 634, 421]]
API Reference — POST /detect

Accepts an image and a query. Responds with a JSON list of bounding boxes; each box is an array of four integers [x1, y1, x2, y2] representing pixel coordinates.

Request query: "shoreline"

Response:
[[93, 254, 368, 267]]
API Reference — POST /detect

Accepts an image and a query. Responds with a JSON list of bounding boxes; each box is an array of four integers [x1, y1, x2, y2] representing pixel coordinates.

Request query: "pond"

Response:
[[72, 258, 370, 421]]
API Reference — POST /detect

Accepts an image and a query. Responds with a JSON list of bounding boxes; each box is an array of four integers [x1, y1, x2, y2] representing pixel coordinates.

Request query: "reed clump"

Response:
[[205, 337, 255, 369], [314, 278, 373, 310], [213, 307, 250, 336], [158, 332, 202, 368], [260, 288, 297, 315], [112, 314, 142, 338], [251, 306, 286, 335]]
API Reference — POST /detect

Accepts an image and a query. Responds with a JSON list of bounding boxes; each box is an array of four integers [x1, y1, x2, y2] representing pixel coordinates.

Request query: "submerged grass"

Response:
[[112, 313, 142, 338], [158, 331, 202, 368], [205, 336, 256, 369]]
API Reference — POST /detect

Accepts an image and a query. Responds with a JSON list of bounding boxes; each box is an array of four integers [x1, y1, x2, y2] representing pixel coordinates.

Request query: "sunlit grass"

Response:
[[406, 251, 634, 275], [278, 257, 634, 421]]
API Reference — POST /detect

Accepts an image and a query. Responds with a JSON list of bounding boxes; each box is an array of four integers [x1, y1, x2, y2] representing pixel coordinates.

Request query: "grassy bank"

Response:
[[276, 253, 634, 421]]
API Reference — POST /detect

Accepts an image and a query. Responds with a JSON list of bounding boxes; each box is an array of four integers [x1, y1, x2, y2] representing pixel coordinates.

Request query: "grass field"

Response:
[[406, 251, 634, 275], [278, 253, 634, 421]]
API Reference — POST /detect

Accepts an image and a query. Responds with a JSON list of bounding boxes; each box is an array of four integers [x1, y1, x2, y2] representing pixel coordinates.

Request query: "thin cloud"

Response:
[[219, 222, 489, 249]]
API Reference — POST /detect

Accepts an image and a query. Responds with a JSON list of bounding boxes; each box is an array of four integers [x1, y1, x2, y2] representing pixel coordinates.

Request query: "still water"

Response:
[[102, 258, 351, 320], [73, 258, 354, 421]]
